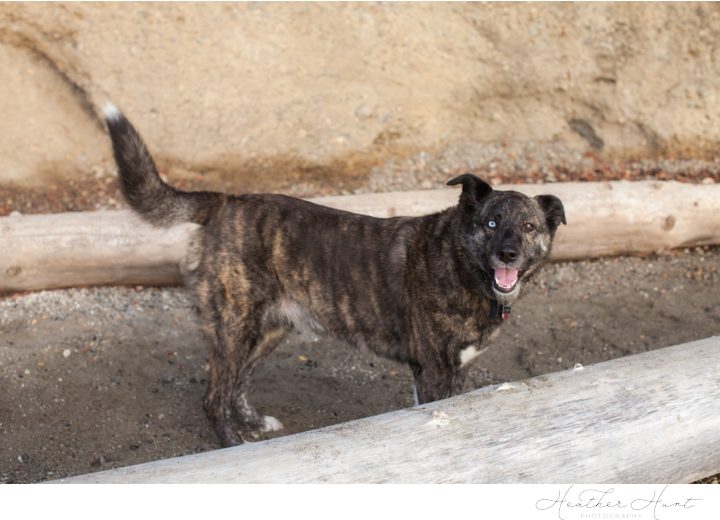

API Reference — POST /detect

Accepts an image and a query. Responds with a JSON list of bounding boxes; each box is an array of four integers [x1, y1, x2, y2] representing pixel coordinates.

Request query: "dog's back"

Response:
[[105, 103, 419, 353], [188, 192, 417, 354]]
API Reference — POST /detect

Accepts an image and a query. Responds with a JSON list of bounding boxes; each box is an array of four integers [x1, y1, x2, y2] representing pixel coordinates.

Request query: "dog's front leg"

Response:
[[410, 361, 465, 405]]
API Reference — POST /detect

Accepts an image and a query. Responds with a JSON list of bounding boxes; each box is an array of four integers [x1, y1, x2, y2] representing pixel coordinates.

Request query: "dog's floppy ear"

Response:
[[535, 194, 567, 232], [447, 173, 492, 207]]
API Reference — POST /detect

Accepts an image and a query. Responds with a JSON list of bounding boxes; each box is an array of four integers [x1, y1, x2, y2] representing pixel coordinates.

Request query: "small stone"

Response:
[[18, 453, 30, 464], [355, 104, 373, 120], [62, 349, 72, 358]]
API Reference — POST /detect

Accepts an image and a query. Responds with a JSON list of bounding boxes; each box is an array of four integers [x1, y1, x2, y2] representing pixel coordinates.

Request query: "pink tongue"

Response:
[[494, 268, 518, 288]]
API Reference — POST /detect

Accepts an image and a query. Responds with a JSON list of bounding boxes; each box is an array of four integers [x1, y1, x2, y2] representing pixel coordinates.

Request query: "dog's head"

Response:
[[448, 173, 566, 302]]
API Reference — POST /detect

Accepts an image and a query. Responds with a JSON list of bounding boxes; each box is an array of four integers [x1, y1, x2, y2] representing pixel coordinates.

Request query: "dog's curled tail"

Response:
[[102, 103, 222, 226]]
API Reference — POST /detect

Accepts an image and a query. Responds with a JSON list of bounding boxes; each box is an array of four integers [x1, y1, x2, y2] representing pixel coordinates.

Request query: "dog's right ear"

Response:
[[447, 173, 492, 207]]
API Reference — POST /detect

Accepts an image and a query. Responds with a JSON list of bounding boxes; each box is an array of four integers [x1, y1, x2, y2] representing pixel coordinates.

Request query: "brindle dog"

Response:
[[103, 105, 566, 446]]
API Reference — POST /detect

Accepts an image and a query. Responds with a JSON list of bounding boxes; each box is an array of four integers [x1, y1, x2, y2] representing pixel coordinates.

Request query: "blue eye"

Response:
[[487, 219, 497, 229]]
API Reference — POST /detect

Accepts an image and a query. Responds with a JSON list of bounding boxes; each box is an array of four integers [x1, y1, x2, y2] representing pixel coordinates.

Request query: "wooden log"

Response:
[[2, 180, 720, 292], [54, 336, 720, 483], [315, 180, 720, 258], [0, 210, 196, 292]]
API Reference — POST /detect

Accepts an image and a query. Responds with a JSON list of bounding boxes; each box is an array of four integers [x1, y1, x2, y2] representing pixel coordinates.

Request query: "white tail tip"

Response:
[[101, 102, 121, 122]]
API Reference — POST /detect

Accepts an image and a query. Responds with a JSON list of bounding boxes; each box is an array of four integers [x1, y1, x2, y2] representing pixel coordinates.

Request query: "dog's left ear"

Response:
[[447, 173, 492, 207], [535, 195, 567, 232]]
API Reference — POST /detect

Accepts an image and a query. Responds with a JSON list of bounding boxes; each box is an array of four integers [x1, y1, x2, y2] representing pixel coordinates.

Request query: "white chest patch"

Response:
[[459, 345, 485, 367]]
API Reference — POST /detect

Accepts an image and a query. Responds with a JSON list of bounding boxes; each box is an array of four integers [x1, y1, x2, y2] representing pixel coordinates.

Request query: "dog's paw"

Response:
[[262, 415, 284, 432], [244, 416, 283, 440]]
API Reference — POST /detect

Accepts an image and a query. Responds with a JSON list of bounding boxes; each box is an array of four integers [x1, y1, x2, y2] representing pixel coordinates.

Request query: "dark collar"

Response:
[[489, 299, 512, 321]]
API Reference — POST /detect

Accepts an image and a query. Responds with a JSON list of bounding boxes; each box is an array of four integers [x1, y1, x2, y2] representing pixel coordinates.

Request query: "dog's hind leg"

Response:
[[197, 282, 288, 446], [228, 326, 288, 441], [202, 319, 288, 446], [201, 326, 245, 446]]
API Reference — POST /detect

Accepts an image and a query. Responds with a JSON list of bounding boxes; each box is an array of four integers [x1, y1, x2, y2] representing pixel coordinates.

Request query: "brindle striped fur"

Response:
[[104, 108, 565, 446]]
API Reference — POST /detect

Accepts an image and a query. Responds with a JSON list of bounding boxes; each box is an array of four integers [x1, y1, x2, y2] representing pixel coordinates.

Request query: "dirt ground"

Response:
[[2, 161, 720, 483], [1, 243, 719, 483]]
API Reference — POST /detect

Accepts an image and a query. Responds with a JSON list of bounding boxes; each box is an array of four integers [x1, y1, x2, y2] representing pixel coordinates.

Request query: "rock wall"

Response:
[[1, 2, 719, 187]]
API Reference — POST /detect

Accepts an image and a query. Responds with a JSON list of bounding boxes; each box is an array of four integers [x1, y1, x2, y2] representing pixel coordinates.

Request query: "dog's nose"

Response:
[[498, 247, 518, 264]]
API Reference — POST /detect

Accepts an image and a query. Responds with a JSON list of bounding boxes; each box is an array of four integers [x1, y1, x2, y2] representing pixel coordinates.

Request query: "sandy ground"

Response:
[[1, 245, 718, 483]]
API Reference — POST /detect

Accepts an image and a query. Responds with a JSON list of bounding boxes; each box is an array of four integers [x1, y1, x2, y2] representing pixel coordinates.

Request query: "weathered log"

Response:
[[2, 180, 719, 292], [54, 336, 720, 483], [0, 210, 195, 292]]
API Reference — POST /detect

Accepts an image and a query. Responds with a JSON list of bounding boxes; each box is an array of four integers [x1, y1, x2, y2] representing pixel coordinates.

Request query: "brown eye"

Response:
[[523, 222, 535, 232]]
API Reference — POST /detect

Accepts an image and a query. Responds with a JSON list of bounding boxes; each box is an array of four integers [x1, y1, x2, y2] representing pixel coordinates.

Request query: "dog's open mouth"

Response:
[[493, 267, 519, 293]]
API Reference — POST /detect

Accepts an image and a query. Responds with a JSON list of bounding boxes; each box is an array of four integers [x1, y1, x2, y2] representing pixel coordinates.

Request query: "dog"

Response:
[[102, 104, 566, 446]]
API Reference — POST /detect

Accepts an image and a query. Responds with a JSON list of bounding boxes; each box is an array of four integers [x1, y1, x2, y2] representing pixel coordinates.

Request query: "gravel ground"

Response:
[[366, 143, 720, 193], [1, 143, 719, 216], [1, 149, 719, 483]]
